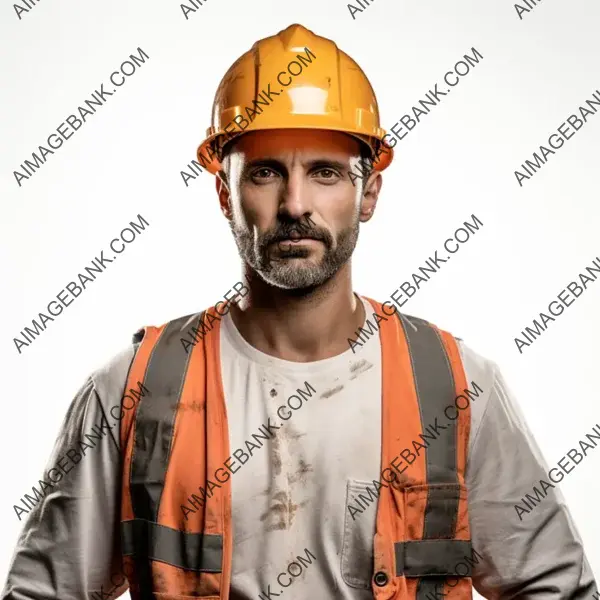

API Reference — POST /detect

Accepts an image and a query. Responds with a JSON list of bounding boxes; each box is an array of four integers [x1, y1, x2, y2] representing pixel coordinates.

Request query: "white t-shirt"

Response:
[[221, 296, 383, 599]]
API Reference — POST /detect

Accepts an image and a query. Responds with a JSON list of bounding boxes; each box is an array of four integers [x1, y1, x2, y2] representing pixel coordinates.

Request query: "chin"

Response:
[[260, 262, 330, 290]]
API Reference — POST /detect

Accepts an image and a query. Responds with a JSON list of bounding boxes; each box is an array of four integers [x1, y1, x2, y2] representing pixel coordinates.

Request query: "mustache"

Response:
[[262, 224, 331, 245]]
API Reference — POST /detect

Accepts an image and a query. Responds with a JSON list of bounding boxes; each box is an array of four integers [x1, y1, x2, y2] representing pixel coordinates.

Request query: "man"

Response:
[[2, 23, 597, 600]]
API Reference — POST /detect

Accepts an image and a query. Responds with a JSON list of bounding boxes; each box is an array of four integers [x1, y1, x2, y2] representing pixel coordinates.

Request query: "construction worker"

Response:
[[2, 23, 597, 600]]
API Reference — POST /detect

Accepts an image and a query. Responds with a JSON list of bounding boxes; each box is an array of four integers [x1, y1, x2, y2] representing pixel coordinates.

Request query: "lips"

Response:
[[277, 233, 320, 242]]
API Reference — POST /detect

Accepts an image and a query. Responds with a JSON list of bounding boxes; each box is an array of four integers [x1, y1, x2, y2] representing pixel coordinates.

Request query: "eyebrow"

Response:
[[243, 157, 351, 173]]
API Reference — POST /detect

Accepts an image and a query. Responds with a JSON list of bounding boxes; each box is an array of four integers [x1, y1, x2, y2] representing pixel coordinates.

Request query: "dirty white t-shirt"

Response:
[[221, 296, 381, 599]]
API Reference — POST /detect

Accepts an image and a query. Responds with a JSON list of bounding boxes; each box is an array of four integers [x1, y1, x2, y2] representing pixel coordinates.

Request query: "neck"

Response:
[[229, 263, 365, 362]]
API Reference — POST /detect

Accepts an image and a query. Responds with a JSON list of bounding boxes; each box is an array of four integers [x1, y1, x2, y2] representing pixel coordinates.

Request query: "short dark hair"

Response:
[[359, 142, 374, 175]]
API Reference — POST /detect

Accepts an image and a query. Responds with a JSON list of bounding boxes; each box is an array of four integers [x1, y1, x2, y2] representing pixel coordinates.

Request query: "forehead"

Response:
[[229, 129, 362, 163]]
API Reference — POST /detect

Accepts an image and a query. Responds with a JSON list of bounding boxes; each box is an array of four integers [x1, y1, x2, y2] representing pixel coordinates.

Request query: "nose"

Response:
[[279, 167, 313, 221]]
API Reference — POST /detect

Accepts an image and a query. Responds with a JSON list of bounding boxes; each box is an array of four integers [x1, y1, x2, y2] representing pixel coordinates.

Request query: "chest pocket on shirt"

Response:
[[341, 479, 378, 590]]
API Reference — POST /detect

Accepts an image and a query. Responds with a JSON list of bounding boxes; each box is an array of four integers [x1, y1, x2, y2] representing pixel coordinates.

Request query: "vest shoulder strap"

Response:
[[120, 309, 228, 599], [367, 299, 474, 600]]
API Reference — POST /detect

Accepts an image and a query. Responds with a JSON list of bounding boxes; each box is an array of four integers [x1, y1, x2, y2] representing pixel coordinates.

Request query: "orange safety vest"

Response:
[[118, 297, 473, 600]]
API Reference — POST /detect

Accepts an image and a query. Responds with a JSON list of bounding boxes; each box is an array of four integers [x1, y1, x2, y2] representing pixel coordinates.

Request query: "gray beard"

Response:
[[230, 220, 359, 290]]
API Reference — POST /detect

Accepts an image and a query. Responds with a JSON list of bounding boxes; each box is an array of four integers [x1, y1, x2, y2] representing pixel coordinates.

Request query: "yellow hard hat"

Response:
[[197, 23, 394, 175]]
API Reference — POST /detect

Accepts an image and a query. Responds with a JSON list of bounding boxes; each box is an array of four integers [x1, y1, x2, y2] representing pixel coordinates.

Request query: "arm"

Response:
[[2, 347, 135, 600], [460, 342, 597, 599]]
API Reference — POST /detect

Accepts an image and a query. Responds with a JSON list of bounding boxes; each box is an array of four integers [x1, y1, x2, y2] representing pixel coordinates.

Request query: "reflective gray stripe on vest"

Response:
[[395, 314, 468, 598], [130, 312, 204, 521], [128, 312, 214, 594], [122, 519, 223, 573], [395, 540, 474, 578]]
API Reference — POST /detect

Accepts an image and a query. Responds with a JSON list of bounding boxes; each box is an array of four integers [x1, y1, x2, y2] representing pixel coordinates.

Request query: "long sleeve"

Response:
[[460, 342, 598, 599], [2, 346, 136, 600]]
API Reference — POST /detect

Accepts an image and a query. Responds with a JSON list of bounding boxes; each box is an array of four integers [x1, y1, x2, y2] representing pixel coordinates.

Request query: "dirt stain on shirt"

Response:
[[271, 434, 282, 475], [287, 459, 313, 485], [349, 359, 373, 380], [320, 384, 344, 399], [260, 490, 302, 532], [260, 458, 312, 531]]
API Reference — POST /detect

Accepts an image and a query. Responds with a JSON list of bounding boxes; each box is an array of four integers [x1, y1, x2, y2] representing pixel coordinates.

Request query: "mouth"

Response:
[[285, 228, 323, 240], [276, 232, 322, 242], [274, 239, 322, 250]]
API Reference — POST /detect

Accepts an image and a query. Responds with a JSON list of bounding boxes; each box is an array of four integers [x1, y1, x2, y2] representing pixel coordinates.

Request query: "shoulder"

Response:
[[89, 344, 138, 403], [454, 338, 508, 453], [392, 309, 499, 390], [86, 313, 187, 404], [81, 314, 198, 444], [395, 309, 502, 449], [455, 338, 498, 393], [88, 309, 214, 397]]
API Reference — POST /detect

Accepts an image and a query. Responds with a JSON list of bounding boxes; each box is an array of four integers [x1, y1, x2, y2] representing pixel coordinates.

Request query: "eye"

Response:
[[250, 167, 278, 182], [313, 168, 340, 182]]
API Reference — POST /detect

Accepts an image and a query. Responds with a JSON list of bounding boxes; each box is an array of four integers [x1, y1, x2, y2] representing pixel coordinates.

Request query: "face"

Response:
[[217, 129, 382, 290]]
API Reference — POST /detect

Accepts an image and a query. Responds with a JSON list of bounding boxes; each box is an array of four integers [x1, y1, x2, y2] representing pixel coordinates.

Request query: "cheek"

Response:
[[235, 183, 281, 230], [228, 155, 278, 228], [314, 185, 359, 228]]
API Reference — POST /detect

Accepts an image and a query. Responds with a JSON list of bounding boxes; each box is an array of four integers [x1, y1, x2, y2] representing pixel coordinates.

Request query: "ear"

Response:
[[216, 171, 233, 220], [359, 171, 383, 223]]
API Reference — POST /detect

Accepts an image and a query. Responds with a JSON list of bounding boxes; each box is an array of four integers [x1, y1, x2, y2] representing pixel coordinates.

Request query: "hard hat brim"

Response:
[[197, 126, 394, 176]]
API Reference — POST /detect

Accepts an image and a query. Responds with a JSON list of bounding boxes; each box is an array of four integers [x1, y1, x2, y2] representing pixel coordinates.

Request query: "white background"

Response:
[[1, 0, 599, 597]]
